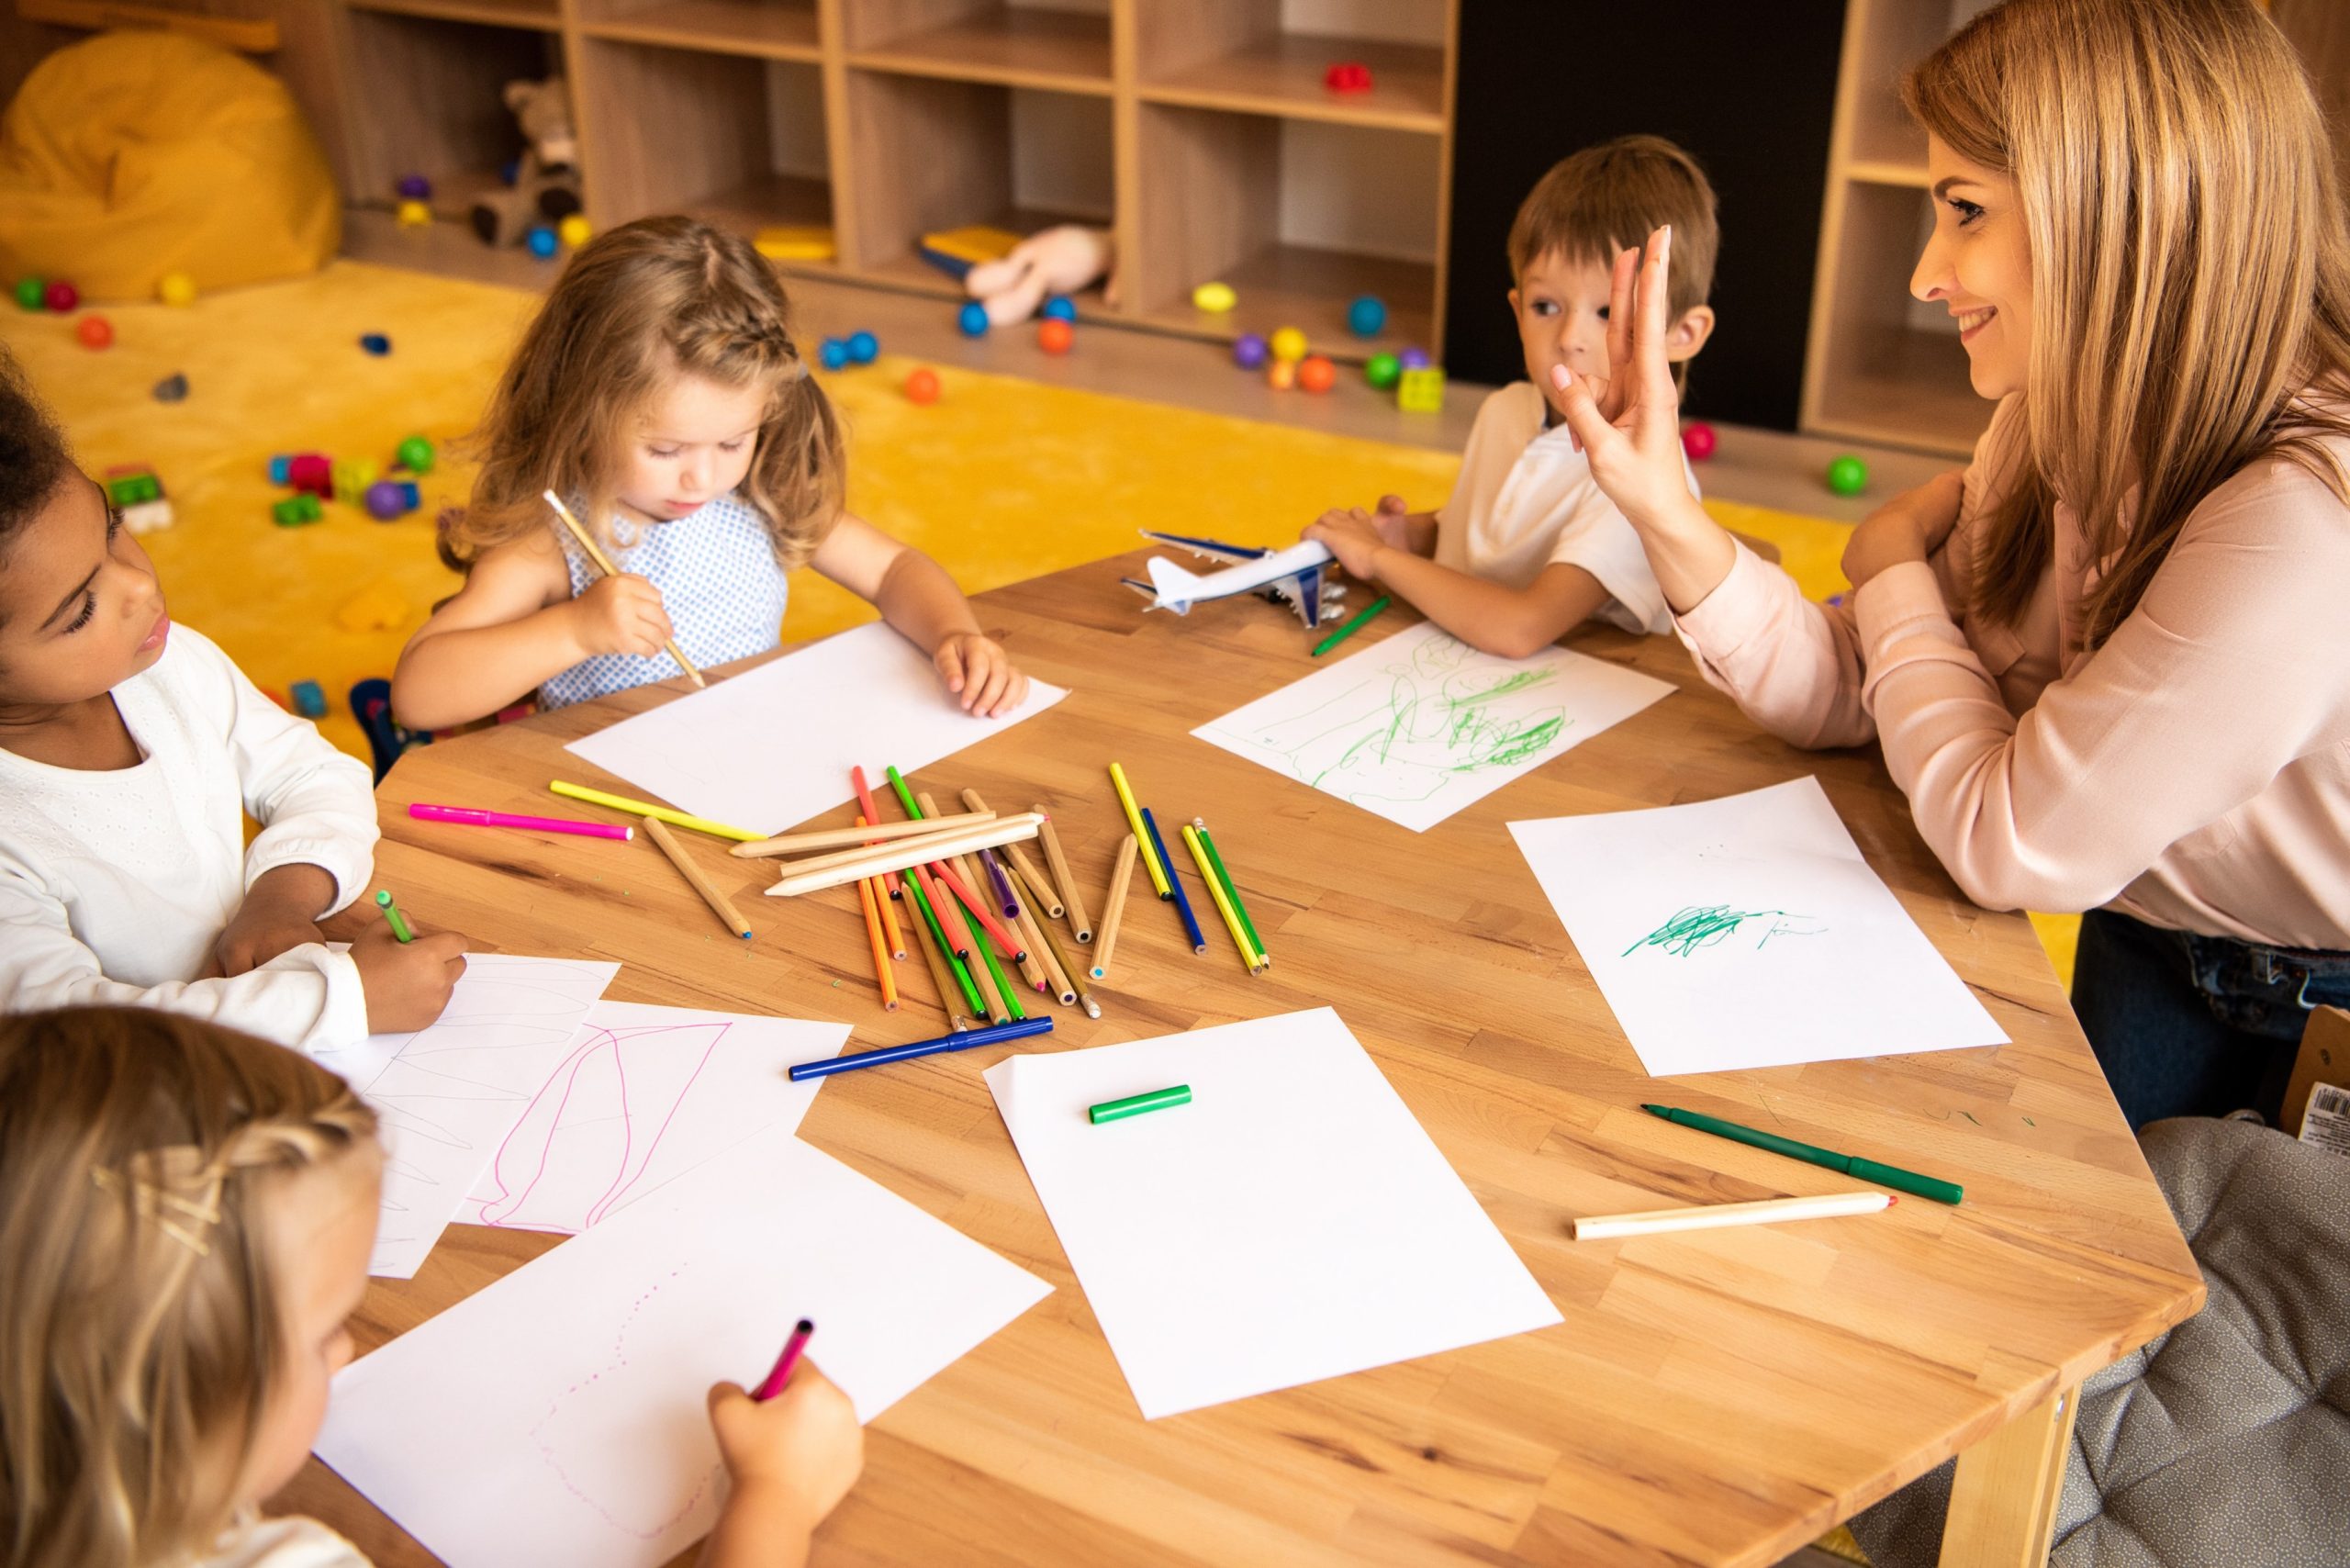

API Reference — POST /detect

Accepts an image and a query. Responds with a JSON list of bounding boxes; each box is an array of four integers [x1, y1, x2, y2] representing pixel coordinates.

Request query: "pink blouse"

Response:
[[1675, 397, 2350, 949]]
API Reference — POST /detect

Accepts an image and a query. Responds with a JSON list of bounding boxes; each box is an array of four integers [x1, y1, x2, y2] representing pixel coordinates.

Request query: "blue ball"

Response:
[[1347, 295, 1387, 337], [1397, 346, 1431, 371], [957, 301, 990, 337], [359, 332, 391, 356], [267, 455, 290, 486], [1041, 296, 1077, 322], [819, 337, 850, 372], [524, 225, 558, 259], [846, 330, 879, 364], [1233, 332, 1270, 370]]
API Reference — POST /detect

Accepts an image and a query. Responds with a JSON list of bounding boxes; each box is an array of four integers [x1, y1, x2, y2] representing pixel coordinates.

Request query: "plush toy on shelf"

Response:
[[963, 225, 1116, 327], [470, 77, 583, 248]]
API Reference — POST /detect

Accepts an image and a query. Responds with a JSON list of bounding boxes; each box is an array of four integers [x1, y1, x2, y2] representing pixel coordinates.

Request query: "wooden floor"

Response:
[[343, 209, 1963, 521]]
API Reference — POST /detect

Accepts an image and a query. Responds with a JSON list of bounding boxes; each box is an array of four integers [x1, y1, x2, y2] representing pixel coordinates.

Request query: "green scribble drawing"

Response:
[[1624, 904, 1828, 958]]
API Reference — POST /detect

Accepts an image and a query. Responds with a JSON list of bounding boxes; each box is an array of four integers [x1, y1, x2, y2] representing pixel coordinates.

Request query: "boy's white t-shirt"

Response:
[[203, 1517, 372, 1567], [1434, 381, 1693, 636], [0, 624, 379, 1050]]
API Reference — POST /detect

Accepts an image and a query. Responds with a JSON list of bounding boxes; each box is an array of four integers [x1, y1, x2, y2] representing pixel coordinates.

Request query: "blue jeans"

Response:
[[2071, 908, 2350, 1128]]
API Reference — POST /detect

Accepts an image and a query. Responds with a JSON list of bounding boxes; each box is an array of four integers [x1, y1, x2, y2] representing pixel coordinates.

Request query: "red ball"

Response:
[[43, 279, 78, 312], [904, 366, 941, 405], [1680, 420, 1718, 461], [76, 314, 113, 350], [1037, 318, 1074, 355], [1297, 354, 1337, 394]]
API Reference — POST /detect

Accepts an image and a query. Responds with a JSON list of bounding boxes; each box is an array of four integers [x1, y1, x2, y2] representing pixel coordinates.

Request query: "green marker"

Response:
[[1311, 594, 1391, 657], [375, 890, 415, 944], [1643, 1103, 1964, 1205], [1090, 1084, 1192, 1124]]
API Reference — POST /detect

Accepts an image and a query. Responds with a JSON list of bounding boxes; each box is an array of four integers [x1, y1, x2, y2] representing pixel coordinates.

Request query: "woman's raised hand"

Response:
[[1550, 226, 1699, 533]]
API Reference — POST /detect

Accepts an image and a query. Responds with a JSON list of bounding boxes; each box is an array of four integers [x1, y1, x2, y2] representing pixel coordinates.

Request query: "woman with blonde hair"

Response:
[[1552, 0, 2350, 1127]]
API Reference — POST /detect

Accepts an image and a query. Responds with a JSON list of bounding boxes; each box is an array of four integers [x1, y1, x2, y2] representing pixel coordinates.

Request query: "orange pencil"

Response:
[[856, 814, 907, 958], [856, 873, 898, 1011]]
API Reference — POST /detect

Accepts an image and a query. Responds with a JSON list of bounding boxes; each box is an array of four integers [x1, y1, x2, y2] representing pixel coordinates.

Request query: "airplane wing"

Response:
[[1144, 540, 1335, 614], [1136, 529, 1271, 564]]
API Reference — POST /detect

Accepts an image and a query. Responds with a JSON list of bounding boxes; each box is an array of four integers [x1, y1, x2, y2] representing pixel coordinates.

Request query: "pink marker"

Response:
[[408, 802, 633, 841], [753, 1319, 815, 1401]]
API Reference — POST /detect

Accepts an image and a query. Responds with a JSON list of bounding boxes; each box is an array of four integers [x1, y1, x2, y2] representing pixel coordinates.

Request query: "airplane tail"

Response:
[[1145, 555, 1209, 611]]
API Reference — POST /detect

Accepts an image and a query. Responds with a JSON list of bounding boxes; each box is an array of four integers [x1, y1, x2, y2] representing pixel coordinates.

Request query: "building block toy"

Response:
[[396, 435, 434, 473], [273, 493, 322, 527], [1325, 62, 1373, 93], [289, 679, 327, 719], [1397, 366, 1447, 413], [159, 273, 196, 306]]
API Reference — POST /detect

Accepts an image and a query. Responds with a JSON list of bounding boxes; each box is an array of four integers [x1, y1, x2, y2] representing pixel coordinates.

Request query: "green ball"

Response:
[[1364, 352, 1401, 390], [1825, 454, 1870, 497], [14, 276, 44, 310], [397, 435, 434, 474]]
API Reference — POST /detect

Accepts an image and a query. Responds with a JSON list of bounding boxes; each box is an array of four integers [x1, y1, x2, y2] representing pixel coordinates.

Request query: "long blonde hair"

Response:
[[1904, 0, 2350, 648], [443, 215, 845, 572], [0, 1008, 377, 1568]]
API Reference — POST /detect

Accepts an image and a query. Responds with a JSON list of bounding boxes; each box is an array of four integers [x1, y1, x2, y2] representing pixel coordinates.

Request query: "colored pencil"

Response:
[[1003, 841, 1062, 917], [1642, 1104, 1966, 1205], [1181, 823, 1260, 972], [550, 780, 758, 842], [740, 815, 1038, 879], [765, 817, 1046, 898], [375, 890, 414, 943], [906, 868, 984, 1015], [408, 803, 632, 841], [1109, 762, 1172, 898], [851, 765, 903, 897], [958, 900, 1017, 1023], [752, 1319, 814, 1400], [1567, 1191, 1894, 1241], [884, 764, 921, 823], [1311, 593, 1392, 656], [1092, 837, 1138, 980], [923, 858, 1028, 960], [1035, 807, 1092, 943], [1140, 809, 1205, 954], [643, 816, 754, 939], [732, 811, 997, 859], [902, 886, 968, 1027], [1013, 891, 1076, 1004], [854, 816, 906, 958], [542, 489, 704, 688], [787, 1015, 1052, 1081], [1191, 820, 1267, 968], [981, 846, 1021, 917], [1010, 861, 1097, 1018], [913, 862, 969, 958], [856, 874, 899, 1010]]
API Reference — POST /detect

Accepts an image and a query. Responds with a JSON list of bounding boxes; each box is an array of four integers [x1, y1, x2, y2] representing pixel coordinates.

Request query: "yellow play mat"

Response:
[[0, 259, 2072, 985]]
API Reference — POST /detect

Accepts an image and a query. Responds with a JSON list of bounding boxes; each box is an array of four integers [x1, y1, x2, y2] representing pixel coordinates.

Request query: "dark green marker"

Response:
[[1643, 1103, 1964, 1205], [1090, 1084, 1192, 1125], [1311, 594, 1392, 657]]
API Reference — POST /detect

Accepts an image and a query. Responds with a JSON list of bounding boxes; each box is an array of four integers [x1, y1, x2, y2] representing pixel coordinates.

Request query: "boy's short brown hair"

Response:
[[1507, 134, 1719, 319]]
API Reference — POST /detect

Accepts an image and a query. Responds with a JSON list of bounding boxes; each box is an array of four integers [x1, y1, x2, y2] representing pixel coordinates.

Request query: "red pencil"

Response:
[[753, 1318, 815, 1401], [850, 766, 901, 898]]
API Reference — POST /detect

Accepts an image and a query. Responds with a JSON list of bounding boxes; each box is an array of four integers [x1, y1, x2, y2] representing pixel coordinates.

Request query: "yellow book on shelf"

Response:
[[918, 224, 1024, 268], [755, 225, 837, 262]]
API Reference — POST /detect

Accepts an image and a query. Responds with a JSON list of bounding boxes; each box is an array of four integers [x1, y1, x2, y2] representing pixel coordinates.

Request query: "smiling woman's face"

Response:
[[1910, 135, 2035, 401]]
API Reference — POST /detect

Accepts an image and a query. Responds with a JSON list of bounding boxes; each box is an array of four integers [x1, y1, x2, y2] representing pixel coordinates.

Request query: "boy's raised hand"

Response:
[[1550, 226, 1698, 532]]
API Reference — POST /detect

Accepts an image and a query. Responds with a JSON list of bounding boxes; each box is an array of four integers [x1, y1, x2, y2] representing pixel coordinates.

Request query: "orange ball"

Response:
[[76, 314, 113, 350], [1297, 353, 1337, 393], [1265, 358, 1297, 391], [1037, 318, 1074, 355], [904, 366, 941, 404]]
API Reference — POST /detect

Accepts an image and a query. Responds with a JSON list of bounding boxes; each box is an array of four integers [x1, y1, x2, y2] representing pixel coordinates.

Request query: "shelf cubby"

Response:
[[339, 6, 567, 211], [1135, 0, 1446, 131], [576, 0, 822, 62], [344, 0, 562, 30], [844, 0, 1111, 93]]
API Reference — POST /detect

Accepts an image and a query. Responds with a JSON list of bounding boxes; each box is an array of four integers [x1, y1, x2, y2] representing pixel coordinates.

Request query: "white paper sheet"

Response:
[[309, 955, 619, 1278], [984, 1009, 1561, 1418], [1507, 777, 2009, 1076], [315, 1135, 1050, 1568], [457, 1002, 847, 1236], [1192, 621, 1673, 833], [563, 621, 1068, 834]]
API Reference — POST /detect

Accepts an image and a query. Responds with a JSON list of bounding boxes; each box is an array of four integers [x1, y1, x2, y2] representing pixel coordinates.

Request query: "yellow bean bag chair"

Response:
[[0, 31, 339, 301]]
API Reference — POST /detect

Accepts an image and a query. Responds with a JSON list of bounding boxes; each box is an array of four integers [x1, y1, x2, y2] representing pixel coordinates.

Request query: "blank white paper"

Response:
[[315, 1135, 1050, 1568], [563, 622, 1067, 834], [984, 1009, 1561, 1418], [1192, 621, 1673, 833], [310, 955, 619, 1278], [1508, 776, 2008, 1077], [457, 1001, 847, 1236]]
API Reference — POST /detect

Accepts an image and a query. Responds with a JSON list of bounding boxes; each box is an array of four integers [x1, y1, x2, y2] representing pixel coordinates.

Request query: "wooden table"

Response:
[[287, 548, 2203, 1567]]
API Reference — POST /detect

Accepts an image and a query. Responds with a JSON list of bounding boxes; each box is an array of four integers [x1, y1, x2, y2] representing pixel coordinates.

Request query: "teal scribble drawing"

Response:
[[1624, 904, 1827, 958], [1213, 632, 1573, 811]]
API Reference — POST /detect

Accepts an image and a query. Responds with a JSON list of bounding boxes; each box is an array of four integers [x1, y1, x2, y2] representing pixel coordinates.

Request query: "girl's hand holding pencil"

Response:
[[350, 919, 468, 1033], [699, 1361, 864, 1568], [934, 630, 1030, 717], [564, 571, 677, 662]]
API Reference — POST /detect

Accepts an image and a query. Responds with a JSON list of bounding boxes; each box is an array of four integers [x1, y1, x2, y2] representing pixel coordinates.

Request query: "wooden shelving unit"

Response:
[[318, 0, 1459, 361], [1800, 0, 1997, 456]]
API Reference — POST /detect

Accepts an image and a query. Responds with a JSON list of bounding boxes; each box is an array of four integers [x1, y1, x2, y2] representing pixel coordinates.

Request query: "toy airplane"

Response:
[[1126, 531, 1344, 630]]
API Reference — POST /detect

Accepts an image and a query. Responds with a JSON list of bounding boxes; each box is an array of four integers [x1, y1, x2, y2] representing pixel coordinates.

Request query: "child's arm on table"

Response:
[[809, 514, 1031, 717], [699, 1363, 864, 1568], [393, 533, 675, 731], [1311, 493, 1438, 559], [1305, 510, 1609, 659]]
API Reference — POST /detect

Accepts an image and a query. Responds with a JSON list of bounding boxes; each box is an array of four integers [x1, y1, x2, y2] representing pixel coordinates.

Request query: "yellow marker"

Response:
[[549, 781, 760, 843], [1107, 762, 1172, 899], [1182, 824, 1261, 973]]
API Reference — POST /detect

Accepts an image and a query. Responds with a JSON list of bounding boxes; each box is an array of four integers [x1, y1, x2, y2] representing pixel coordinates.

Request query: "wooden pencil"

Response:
[[542, 490, 704, 688], [1035, 806, 1092, 943], [732, 810, 997, 859], [762, 816, 1046, 896], [642, 816, 753, 939], [998, 857, 1050, 992], [1091, 836, 1138, 980], [1011, 861, 1096, 1017], [901, 883, 968, 1027], [856, 815, 906, 958], [1003, 841, 1063, 917], [1013, 896, 1074, 1004], [1567, 1191, 1893, 1241], [856, 873, 899, 1011]]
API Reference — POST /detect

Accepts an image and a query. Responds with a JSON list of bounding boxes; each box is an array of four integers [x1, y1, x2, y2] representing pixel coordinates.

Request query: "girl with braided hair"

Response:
[[0, 1006, 864, 1568], [393, 215, 1031, 730]]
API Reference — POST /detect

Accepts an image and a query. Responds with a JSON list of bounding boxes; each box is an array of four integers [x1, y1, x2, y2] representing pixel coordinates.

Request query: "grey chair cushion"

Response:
[[1848, 1116, 2350, 1568]]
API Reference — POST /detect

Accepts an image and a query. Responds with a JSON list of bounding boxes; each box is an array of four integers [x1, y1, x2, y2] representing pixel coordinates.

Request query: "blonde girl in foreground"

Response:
[[392, 215, 1028, 731], [0, 1006, 862, 1568]]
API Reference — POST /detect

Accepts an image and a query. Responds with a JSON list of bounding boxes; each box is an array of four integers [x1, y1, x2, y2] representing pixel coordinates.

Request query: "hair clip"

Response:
[[91, 1165, 222, 1258]]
